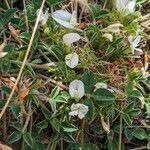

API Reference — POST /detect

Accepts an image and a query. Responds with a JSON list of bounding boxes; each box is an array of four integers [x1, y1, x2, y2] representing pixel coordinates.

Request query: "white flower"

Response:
[[52, 10, 78, 29], [116, 0, 136, 14], [0, 43, 7, 58], [102, 33, 113, 42], [63, 33, 81, 47], [141, 63, 150, 78], [65, 53, 79, 68], [102, 23, 123, 33], [37, 9, 49, 25], [69, 103, 88, 119], [94, 82, 114, 93], [69, 80, 85, 99], [128, 35, 142, 54]]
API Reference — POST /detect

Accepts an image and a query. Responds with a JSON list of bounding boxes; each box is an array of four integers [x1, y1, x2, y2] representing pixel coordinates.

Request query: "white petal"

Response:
[[42, 9, 49, 25], [134, 48, 143, 53], [69, 111, 78, 116], [65, 53, 79, 68], [116, 0, 126, 11], [63, 33, 81, 46], [69, 80, 85, 99], [79, 104, 89, 115], [133, 36, 141, 46], [52, 17, 74, 28], [127, 1, 136, 13], [78, 111, 85, 119], [52, 10, 72, 21], [0, 52, 7, 58], [144, 63, 149, 71], [52, 10, 74, 28], [70, 103, 78, 111], [102, 33, 113, 42], [95, 82, 108, 89], [128, 35, 133, 44]]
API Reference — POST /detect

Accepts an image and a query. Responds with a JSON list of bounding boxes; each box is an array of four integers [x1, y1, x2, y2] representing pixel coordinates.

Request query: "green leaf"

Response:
[[4, 43, 15, 54], [62, 122, 78, 132], [123, 113, 132, 126], [46, 0, 64, 5], [136, 0, 146, 4], [81, 71, 96, 92], [89, 4, 109, 20], [0, 85, 11, 95], [128, 90, 142, 98], [84, 99, 95, 120], [7, 131, 22, 144], [2, 8, 18, 26], [132, 128, 148, 140], [92, 89, 115, 102], [41, 107, 52, 120], [0, 59, 11, 72], [23, 132, 33, 148], [50, 117, 60, 132], [50, 86, 60, 100], [147, 142, 150, 149], [0, 99, 5, 109], [11, 123, 23, 131], [36, 120, 49, 129], [11, 102, 21, 118]]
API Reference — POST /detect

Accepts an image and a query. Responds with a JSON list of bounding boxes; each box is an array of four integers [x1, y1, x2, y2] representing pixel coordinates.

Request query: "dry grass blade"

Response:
[[0, 0, 46, 120], [0, 143, 13, 150]]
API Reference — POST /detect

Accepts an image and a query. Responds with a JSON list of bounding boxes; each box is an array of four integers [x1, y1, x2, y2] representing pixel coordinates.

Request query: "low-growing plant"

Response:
[[0, 0, 150, 150]]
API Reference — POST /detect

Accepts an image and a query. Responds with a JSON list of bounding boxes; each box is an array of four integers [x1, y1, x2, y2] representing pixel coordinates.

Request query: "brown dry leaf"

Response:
[[0, 143, 13, 150], [1, 77, 18, 92], [18, 86, 30, 104], [100, 114, 110, 134], [8, 24, 22, 45], [8, 24, 20, 37], [79, 22, 88, 29]]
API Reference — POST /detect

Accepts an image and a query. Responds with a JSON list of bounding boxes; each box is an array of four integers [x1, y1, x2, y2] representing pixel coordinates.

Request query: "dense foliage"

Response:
[[0, 0, 150, 149]]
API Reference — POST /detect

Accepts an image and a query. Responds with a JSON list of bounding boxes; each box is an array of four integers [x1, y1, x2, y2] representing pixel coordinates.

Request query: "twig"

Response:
[[103, 0, 108, 9], [23, 0, 29, 32], [4, 0, 10, 9], [0, 0, 46, 120], [10, 60, 56, 70], [118, 101, 123, 150], [130, 147, 147, 150]]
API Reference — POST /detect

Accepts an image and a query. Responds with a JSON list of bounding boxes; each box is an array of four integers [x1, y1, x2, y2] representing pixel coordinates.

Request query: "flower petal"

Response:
[[78, 111, 85, 119], [79, 104, 89, 115], [52, 10, 72, 21], [52, 10, 74, 28], [116, 0, 127, 11], [133, 36, 141, 46], [65, 53, 79, 68], [128, 35, 133, 44], [127, 1, 136, 13], [69, 80, 85, 99], [63, 33, 81, 46], [69, 111, 78, 117], [135, 48, 143, 53]]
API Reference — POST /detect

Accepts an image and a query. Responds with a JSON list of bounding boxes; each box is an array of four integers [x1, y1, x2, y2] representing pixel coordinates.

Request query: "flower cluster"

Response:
[[37, 0, 145, 120]]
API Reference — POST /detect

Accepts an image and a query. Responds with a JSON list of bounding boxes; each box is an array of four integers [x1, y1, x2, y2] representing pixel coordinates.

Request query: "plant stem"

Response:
[[23, 0, 29, 32], [4, 0, 10, 8], [118, 101, 123, 150]]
